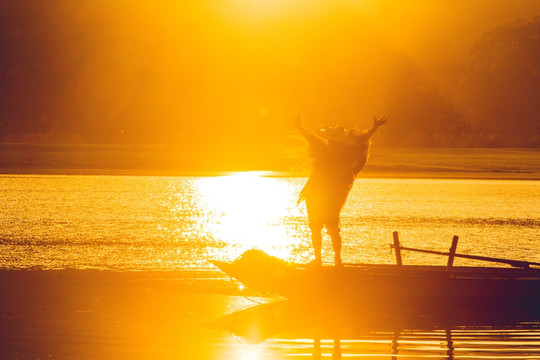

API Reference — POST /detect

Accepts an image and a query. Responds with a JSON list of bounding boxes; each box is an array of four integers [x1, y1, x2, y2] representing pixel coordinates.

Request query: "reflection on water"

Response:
[[212, 299, 540, 359], [195, 172, 308, 262], [261, 329, 540, 359]]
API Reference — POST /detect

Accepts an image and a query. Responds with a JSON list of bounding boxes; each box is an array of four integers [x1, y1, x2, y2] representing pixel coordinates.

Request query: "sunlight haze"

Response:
[[1, 0, 540, 170]]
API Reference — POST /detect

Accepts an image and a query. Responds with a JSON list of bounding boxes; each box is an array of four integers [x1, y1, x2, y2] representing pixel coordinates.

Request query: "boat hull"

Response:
[[212, 250, 540, 311]]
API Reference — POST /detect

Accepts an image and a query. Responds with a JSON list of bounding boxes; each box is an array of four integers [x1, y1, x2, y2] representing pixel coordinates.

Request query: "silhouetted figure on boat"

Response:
[[295, 115, 389, 266]]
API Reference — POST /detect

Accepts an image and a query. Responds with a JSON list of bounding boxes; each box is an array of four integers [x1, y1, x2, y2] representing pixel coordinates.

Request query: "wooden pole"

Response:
[[447, 236, 459, 269], [393, 231, 402, 266]]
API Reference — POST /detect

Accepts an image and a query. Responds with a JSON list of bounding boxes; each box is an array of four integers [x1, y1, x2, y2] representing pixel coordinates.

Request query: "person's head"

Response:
[[347, 127, 371, 146], [318, 126, 370, 147]]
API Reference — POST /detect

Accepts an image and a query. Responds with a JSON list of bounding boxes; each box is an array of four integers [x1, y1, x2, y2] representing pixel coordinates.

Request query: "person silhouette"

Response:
[[295, 115, 389, 266]]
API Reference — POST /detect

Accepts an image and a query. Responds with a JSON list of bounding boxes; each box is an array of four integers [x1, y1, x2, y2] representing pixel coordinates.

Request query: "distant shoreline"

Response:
[[1, 144, 540, 180], [1, 168, 540, 181]]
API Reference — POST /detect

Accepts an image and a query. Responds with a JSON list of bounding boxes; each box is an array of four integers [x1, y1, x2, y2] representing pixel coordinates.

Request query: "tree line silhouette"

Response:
[[0, 2, 538, 147]]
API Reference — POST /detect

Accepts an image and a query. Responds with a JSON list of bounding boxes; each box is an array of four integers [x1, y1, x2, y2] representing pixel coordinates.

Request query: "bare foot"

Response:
[[308, 259, 322, 267]]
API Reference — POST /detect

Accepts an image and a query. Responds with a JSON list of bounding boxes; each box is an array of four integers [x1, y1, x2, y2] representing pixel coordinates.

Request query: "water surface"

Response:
[[1, 173, 540, 359], [1, 173, 539, 269]]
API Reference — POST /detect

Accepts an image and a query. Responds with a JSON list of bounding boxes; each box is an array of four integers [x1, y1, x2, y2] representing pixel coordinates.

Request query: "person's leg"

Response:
[[306, 198, 324, 265], [327, 222, 342, 266], [309, 222, 323, 265]]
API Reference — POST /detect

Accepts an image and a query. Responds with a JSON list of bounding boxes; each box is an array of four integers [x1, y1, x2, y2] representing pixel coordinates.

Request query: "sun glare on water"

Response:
[[195, 172, 306, 260]]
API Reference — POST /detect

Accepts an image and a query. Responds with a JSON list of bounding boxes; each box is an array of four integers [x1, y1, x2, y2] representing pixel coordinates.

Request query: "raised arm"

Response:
[[294, 116, 326, 148], [357, 116, 389, 142]]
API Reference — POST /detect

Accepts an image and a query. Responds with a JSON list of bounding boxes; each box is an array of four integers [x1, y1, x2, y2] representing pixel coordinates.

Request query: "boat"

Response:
[[211, 234, 540, 312]]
